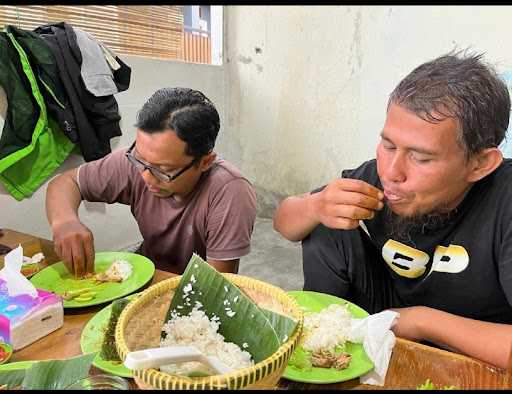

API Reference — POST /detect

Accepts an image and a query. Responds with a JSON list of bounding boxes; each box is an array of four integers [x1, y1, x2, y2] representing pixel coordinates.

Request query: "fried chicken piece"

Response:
[[311, 349, 352, 370], [333, 353, 352, 370], [81, 268, 122, 283], [311, 349, 335, 368], [93, 271, 123, 283]]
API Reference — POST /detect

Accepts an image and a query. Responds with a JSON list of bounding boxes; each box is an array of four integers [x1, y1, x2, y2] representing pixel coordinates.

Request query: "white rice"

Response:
[[160, 308, 254, 376], [105, 259, 132, 281], [302, 303, 352, 353]]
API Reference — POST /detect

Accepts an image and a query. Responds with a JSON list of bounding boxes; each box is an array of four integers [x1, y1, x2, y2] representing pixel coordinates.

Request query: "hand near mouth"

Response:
[[310, 178, 384, 230]]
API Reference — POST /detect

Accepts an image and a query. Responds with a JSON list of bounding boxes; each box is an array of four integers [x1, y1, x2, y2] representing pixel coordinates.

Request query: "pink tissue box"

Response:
[[0, 278, 63, 350]]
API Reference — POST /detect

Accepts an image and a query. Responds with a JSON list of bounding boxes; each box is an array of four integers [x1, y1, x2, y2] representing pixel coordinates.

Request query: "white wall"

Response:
[[2, 55, 225, 252], [6, 5, 512, 250], [223, 5, 512, 199]]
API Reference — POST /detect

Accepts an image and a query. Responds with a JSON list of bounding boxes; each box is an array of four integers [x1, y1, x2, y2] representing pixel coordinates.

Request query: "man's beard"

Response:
[[384, 202, 458, 245]]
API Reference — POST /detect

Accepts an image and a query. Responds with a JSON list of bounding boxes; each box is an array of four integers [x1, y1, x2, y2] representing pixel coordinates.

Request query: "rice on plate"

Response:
[[288, 303, 354, 371], [92, 259, 133, 282], [160, 307, 254, 376], [302, 303, 352, 353]]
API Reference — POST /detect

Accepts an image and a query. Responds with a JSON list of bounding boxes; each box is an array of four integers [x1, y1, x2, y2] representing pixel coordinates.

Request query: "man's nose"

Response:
[[386, 152, 407, 183]]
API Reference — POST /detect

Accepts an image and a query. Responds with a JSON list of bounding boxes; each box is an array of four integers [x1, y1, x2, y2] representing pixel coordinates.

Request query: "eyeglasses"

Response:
[[125, 142, 198, 183]]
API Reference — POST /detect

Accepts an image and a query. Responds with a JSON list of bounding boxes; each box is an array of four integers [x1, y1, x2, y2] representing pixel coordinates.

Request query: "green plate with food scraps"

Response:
[[30, 252, 155, 308], [282, 291, 374, 384], [80, 294, 138, 378]]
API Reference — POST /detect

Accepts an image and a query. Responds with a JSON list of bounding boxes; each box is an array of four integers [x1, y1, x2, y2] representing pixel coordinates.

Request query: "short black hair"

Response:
[[135, 87, 220, 159], [388, 49, 511, 159]]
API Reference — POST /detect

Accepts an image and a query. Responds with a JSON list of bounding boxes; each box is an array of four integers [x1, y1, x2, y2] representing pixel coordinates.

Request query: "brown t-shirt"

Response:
[[77, 148, 257, 274]]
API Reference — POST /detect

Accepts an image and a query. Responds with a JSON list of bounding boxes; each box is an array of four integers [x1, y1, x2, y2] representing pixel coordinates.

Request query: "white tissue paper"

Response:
[[0, 245, 38, 298], [347, 310, 400, 386]]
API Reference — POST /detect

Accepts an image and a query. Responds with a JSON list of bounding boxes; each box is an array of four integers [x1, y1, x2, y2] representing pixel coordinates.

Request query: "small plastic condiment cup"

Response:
[[64, 374, 130, 390]]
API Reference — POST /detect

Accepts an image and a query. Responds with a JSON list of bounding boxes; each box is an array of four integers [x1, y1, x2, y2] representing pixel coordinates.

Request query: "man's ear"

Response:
[[199, 152, 217, 172], [467, 148, 503, 182]]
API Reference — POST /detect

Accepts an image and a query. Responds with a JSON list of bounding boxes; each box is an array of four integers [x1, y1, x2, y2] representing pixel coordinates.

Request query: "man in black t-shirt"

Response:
[[273, 51, 512, 369]]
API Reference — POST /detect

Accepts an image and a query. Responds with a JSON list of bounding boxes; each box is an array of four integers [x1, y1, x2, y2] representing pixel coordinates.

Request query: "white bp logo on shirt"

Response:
[[382, 239, 469, 279]]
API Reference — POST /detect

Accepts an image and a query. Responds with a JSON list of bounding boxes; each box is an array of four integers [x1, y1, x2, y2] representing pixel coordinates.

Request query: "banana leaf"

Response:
[[0, 353, 96, 389], [0, 365, 25, 389], [164, 254, 297, 363], [100, 297, 131, 361]]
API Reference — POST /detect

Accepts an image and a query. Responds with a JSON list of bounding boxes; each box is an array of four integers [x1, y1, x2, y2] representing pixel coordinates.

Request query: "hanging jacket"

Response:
[[34, 22, 130, 162], [0, 33, 38, 161], [0, 31, 75, 200], [5, 25, 78, 143]]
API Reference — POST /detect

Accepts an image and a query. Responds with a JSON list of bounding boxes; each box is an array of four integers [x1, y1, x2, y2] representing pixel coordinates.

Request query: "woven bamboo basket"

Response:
[[115, 274, 303, 390]]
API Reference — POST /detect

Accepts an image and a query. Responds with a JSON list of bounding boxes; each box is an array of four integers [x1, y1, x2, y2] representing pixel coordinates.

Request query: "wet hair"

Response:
[[135, 87, 220, 159], [388, 49, 511, 159]]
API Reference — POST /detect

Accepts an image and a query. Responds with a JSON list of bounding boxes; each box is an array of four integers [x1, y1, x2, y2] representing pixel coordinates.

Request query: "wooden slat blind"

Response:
[[183, 31, 211, 64], [0, 5, 184, 60]]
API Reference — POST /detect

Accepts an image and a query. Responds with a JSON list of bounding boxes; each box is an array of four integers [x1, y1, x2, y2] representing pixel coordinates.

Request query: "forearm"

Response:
[[413, 307, 512, 368], [273, 193, 319, 242], [46, 169, 83, 229], [208, 259, 239, 274]]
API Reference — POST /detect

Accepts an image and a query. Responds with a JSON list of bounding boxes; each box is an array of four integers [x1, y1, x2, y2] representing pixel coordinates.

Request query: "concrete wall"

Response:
[[2, 55, 225, 252], [5, 6, 512, 250], [223, 6, 512, 216]]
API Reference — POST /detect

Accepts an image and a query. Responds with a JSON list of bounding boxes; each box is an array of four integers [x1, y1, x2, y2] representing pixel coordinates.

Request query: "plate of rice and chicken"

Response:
[[30, 252, 155, 308], [282, 291, 374, 384]]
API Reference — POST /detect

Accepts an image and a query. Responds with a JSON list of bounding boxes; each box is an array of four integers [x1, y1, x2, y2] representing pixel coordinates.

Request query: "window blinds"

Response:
[[0, 5, 184, 60]]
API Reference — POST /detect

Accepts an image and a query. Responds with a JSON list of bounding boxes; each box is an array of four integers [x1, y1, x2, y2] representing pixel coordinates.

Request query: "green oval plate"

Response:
[[282, 290, 374, 384], [30, 252, 155, 308], [80, 294, 139, 378]]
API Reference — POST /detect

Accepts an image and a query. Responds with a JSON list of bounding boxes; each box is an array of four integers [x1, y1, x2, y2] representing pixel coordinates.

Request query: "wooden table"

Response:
[[1, 228, 510, 390], [0, 229, 174, 390]]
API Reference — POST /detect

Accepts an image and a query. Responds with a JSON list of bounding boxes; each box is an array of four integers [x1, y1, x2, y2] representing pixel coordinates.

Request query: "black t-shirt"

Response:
[[341, 158, 512, 323]]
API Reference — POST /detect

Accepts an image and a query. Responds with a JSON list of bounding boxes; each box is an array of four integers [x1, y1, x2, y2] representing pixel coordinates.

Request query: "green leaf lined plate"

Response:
[[80, 294, 138, 377], [30, 252, 155, 308], [0, 353, 96, 390], [282, 291, 374, 384]]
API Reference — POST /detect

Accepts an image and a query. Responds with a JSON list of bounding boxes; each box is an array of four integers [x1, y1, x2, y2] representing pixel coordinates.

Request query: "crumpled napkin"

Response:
[[347, 310, 400, 386], [0, 245, 38, 298]]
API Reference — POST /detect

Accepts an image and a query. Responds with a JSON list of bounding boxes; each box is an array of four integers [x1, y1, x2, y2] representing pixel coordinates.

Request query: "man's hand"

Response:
[[274, 178, 384, 242], [52, 219, 95, 278], [388, 306, 427, 341], [311, 178, 384, 230]]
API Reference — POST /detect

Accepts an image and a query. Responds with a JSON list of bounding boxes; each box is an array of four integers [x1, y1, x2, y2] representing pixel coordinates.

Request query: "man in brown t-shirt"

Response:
[[46, 87, 257, 276]]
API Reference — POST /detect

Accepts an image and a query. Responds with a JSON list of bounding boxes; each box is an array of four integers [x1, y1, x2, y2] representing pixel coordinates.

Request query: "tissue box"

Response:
[[0, 278, 63, 350]]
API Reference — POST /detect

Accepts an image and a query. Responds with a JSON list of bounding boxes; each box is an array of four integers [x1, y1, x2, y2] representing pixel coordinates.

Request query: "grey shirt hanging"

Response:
[[74, 28, 119, 97]]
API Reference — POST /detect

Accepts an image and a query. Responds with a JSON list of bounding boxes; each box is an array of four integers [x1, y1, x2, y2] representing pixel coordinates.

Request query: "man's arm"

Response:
[[208, 258, 239, 274], [390, 306, 512, 368], [272, 192, 322, 242], [273, 178, 384, 242], [205, 177, 256, 275], [46, 168, 95, 277]]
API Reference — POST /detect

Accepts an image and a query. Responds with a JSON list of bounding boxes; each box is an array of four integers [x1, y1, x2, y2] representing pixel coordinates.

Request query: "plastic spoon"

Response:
[[124, 345, 234, 375]]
